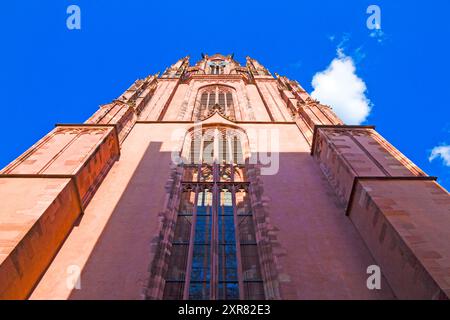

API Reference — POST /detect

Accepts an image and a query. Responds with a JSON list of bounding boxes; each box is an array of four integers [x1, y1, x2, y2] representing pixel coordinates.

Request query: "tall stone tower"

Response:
[[1, 54, 449, 300]]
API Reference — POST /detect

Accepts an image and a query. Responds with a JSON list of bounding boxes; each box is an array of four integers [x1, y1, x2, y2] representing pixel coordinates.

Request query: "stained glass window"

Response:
[[163, 130, 264, 300]]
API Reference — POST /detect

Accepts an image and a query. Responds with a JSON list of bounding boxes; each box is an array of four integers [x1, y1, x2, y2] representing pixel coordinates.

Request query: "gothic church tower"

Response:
[[1, 54, 449, 300]]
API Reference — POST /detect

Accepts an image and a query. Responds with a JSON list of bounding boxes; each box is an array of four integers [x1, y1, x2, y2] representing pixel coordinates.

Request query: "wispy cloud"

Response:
[[337, 33, 351, 51], [310, 47, 372, 125], [331, 34, 366, 64], [353, 46, 367, 64], [429, 144, 450, 166]]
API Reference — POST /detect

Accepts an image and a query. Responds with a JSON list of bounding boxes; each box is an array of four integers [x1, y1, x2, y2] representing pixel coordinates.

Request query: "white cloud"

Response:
[[311, 50, 372, 125], [429, 145, 450, 166]]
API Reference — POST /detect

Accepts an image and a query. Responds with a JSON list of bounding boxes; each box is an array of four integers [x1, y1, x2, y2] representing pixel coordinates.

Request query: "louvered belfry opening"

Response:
[[209, 64, 224, 75], [163, 128, 265, 300]]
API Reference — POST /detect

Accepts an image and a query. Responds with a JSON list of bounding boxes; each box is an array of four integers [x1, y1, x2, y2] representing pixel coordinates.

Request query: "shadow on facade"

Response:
[[69, 141, 169, 299]]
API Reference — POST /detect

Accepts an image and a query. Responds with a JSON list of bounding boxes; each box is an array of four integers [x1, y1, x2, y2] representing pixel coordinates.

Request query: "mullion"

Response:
[[177, 135, 260, 300], [182, 182, 200, 299]]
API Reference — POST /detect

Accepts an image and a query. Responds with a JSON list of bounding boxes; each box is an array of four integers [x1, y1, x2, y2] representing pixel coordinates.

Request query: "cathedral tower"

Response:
[[1, 54, 449, 300]]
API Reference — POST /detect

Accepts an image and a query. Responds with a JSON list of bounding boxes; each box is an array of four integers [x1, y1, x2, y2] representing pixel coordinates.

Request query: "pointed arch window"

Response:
[[163, 128, 265, 300], [195, 86, 236, 121], [186, 128, 244, 165]]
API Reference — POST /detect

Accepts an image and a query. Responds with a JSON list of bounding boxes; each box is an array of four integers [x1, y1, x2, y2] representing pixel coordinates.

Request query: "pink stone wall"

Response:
[[162, 83, 189, 120], [312, 127, 425, 206], [246, 123, 395, 299], [1, 125, 120, 207], [139, 80, 178, 121], [30, 123, 191, 299], [255, 80, 291, 121], [27, 122, 399, 300], [2, 54, 448, 301], [245, 84, 272, 121], [0, 178, 81, 299], [0, 124, 120, 299], [86, 103, 135, 143], [159, 78, 274, 122]]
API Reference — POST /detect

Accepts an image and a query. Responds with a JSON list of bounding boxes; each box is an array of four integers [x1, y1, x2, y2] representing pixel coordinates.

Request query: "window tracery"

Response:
[[163, 128, 264, 300], [194, 86, 236, 121]]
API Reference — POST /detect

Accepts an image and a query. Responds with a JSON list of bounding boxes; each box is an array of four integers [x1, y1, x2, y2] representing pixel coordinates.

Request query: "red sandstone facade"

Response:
[[0, 54, 449, 300]]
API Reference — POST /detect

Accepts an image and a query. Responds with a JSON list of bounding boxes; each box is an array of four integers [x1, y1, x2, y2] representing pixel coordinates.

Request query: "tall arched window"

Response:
[[162, 127, 265, 300], [194, 86, 236, 121], [185, 127, 244, 165]]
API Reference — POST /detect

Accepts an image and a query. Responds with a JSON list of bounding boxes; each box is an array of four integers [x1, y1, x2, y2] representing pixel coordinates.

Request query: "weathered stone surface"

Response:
[[0, 125, 120, 299], [1, 54, 448, 300], [312, 126, 426, 206], [348, 179, 450, 299], [0, 178, 80, 299], [1, 125, 120, 207]]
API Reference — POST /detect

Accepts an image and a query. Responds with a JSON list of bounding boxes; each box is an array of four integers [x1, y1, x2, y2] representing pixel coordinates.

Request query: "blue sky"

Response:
[[1, 1, 449, 189]]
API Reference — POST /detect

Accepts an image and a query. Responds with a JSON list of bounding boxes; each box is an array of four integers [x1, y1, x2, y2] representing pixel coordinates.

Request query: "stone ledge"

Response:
[[346, 176, 438, 215], [311, 126, 425, 206], [0, 178, 81, 299], [1, 124, 120, 208], [310, 125, 376, 156], [347, 178, 450, 299], [0, 124, 121, 299]]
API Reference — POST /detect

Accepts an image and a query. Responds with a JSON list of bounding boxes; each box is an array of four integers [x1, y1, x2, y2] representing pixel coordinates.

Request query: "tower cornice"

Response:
[[181, 73, 251, 84]]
